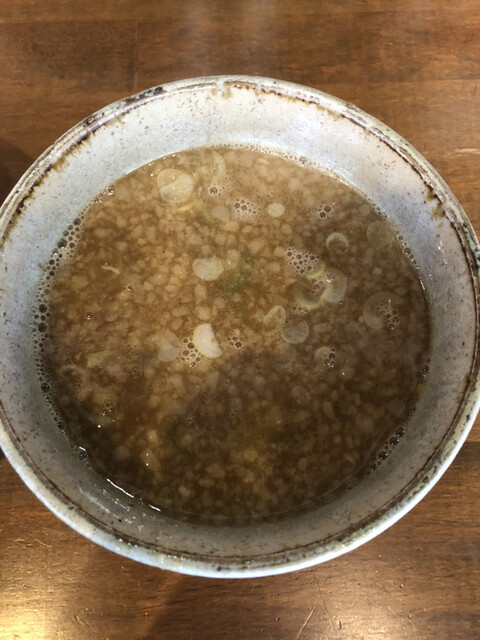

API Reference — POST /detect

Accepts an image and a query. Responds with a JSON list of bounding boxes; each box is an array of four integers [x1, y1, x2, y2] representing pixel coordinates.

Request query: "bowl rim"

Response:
[[1, 74, 479, 578]]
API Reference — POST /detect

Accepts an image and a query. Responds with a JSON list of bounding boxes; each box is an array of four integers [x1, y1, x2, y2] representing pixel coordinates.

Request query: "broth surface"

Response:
[[39, 146, 430, 521]]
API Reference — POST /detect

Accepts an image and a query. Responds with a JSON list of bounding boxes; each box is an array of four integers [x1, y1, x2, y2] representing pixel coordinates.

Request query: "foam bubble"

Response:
[[285, 247, 319, 277], [369, 424, 407, 472], [227, 333, 245, 350], [206, 183, 227, 198], [181, 337, 202, 367], [397, 235, 417, 266], [289, 304, 307, 316], [375, 300, 400, 330], [311, 203, 335, 221], [232, 198, 258, 221]]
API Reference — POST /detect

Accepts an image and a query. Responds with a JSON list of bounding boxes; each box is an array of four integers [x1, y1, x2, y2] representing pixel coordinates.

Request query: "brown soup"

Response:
[[37, 145, 430, 521]]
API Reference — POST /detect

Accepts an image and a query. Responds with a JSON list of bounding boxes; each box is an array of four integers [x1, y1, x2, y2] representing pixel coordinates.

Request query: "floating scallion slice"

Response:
[[363, 291, 404, 330], [157, 169, 194, 204], [192, 323, 222, 358], [193, 257, 224, 281], [281, 320, 309, 344], [263, 305, 287, 334]]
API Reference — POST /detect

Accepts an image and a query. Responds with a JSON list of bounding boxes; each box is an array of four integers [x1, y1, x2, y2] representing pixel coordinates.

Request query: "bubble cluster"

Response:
[[181, 338, 202, 367], [285, 247, 319, 276], [289, 303, 307, 316], [227, 333, 245, 350], [38, 218, 83, 289], [323, 348, 336, 368], [370, 425, 407, 472], [232, 198, 258, 221], [33, 209, 93, 440], [206, 183, 227, 198], [35, 343, 65, 434], [314, 345, 336, 369], [375, 300, 400, 330], [397, 235, 417, 267], [311, 203, 335, 221], [33, 216, 85, 345]]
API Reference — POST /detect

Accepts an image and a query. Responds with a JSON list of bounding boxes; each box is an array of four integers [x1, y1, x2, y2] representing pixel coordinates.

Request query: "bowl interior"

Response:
[[0, 77, 478, 577]]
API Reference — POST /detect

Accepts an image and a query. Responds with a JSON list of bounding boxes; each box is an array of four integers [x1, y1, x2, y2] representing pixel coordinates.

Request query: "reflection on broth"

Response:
[[37, 146, 430, 521]]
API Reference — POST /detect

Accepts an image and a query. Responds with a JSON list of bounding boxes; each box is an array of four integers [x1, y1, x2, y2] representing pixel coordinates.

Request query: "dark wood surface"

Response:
[[1, 2, 479, 638]]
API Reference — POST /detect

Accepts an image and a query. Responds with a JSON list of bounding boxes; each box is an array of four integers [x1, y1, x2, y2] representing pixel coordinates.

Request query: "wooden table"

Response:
[[1, 2, 479, 638]]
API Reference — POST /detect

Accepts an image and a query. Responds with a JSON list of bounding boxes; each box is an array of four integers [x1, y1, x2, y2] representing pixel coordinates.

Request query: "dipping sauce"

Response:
[[38, 146, 430, 521]]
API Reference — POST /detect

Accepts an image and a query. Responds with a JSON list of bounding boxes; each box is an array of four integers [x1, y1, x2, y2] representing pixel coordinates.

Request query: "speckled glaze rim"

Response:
[[1, 76, 480, 578]]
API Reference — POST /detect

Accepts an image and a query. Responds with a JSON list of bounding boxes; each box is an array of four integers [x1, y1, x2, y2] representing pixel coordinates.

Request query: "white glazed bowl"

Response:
[[0, 76, 479, 578]]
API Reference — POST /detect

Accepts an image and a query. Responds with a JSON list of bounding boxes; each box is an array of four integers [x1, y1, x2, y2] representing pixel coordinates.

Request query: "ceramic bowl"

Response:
[[0, 76, 479, 577]]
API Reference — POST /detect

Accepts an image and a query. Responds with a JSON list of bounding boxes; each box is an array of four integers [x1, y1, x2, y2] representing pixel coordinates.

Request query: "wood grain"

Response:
[[0, 1, 479, 639]]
